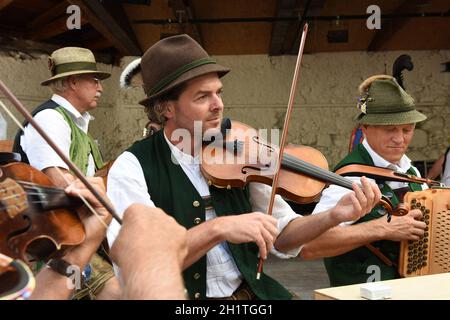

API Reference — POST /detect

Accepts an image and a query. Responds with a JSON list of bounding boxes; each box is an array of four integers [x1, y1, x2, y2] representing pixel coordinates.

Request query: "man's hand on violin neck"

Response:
[[330, 176, 381, 224], [379, 209, 426, 241], [214, 212, 279, 260]]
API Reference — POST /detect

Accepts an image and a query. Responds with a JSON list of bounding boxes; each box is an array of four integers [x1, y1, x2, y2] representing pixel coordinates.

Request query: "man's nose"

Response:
[[210, 94, 223, 111], [391, 131, 404, 144]]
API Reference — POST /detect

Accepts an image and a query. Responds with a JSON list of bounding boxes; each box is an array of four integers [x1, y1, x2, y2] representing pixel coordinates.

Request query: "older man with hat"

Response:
[[13, 46, 109, 186], [301, 75, 428, 287], [106, 34, 381, 300], [12, 47, 118, 300]]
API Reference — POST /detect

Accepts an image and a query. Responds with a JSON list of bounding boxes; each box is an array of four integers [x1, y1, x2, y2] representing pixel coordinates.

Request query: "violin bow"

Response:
[[0, 79, 122, 225], [256, 23, 309, 279]]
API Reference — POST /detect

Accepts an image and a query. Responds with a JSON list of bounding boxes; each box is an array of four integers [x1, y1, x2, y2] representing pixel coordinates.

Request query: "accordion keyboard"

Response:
[[399, 189, 450, 277]]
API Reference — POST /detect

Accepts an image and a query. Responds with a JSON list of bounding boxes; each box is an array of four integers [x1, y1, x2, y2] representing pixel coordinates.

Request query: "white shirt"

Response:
[[21, 94, 96, 176], [312, 139, 425, 224], [107, 131, 301, 298]]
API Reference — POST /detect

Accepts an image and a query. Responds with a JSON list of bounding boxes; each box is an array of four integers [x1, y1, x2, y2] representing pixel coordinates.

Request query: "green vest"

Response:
[[324, 143, 422, 287], [127, 130, 292, 300], [54, 107, 104, 175]]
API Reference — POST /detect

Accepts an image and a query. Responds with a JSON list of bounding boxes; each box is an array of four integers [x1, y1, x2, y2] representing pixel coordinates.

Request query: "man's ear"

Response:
[[67, 76, 77, 90], [163, 101, 175, 119]]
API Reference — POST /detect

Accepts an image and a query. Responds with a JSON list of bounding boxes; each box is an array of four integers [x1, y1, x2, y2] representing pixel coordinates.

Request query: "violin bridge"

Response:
[[0, 178, 29, 219]]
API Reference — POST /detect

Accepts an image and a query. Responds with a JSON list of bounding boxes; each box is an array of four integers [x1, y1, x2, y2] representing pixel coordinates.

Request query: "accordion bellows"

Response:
[[399, 188, 450, 277]]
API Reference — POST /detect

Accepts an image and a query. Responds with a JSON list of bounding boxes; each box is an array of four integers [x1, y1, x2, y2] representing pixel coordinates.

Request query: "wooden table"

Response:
[[315, 273, 450, 300]]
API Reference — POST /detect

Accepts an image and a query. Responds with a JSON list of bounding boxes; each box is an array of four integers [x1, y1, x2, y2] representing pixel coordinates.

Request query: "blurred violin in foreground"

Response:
[[0, 161, 84, 264]]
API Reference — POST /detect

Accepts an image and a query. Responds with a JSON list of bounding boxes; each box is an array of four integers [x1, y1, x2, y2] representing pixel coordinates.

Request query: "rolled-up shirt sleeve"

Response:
[[21, 109, 71, 171], [106, 151, 155, 247], [249, 182, 302, 258]]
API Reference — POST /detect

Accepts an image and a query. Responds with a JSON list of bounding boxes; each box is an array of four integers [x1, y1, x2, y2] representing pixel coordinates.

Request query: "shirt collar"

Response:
[[362, 138, 412, 173], [163, 130, 200, 165], [51, 94, 93, 122]]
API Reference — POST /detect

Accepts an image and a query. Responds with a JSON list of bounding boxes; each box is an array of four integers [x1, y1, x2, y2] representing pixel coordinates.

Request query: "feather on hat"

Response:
[[120, 58, 143, 89]]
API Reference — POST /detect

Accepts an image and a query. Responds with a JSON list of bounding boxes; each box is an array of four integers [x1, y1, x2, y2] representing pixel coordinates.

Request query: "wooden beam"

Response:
[[102, 0, 141, 49], [0, 0, 14, 11], [368, 0, 429, 51], [289, 0, 325, 54], [0, 35, 115, 64], [27, 1, 69, 29], [28, 15, 88, 41], [67, 0, 142, 56], [269, 0, 301, 56], [85, 37, 113, 50], [270, 0, 325, 55], [168, 0, 204, 46]]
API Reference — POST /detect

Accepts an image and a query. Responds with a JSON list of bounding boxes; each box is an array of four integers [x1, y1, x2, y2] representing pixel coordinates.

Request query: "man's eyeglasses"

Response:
[[78, 75, 102, 86], [92, 77, 101, 86]]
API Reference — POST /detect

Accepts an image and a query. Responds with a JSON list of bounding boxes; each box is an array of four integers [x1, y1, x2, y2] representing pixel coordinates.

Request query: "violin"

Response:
[[0, 161, 85, 264], [0, 253, 35, 300], [335, 164, 441, 187], [201, 119, 408, 217]]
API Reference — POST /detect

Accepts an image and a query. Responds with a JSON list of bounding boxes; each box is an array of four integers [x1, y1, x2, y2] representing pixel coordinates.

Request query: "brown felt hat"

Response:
[[139, 34, 230, 106]]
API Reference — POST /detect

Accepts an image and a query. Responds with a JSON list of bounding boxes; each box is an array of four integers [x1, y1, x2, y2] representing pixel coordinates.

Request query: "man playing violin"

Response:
[[106, 34, 382, 300], [301, 75, 428, 286]]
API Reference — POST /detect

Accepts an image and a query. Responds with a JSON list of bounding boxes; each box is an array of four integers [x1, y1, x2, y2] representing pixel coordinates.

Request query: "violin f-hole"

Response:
[[252, 136, 275, 153], [6, 215, 31, 255]]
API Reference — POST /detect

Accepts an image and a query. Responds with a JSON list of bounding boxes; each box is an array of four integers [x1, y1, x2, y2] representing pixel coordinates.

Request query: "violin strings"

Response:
[[0, 194, 25, 201], [282, 154, 354, 189], [18, 181, 66, 194], [234, 139, 355, 189]]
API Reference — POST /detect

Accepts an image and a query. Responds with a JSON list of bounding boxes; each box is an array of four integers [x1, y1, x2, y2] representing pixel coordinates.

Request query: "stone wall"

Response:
[[1, 49, 449, 168]]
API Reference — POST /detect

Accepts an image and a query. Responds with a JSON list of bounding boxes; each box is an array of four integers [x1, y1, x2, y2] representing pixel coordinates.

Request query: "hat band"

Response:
[[366, 104, 415, 114], [148, 57, 216, 96], [53, 62, 98, 76]]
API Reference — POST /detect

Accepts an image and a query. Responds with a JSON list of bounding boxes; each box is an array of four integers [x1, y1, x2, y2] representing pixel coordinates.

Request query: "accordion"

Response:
[[399, 188, 450, 277]]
